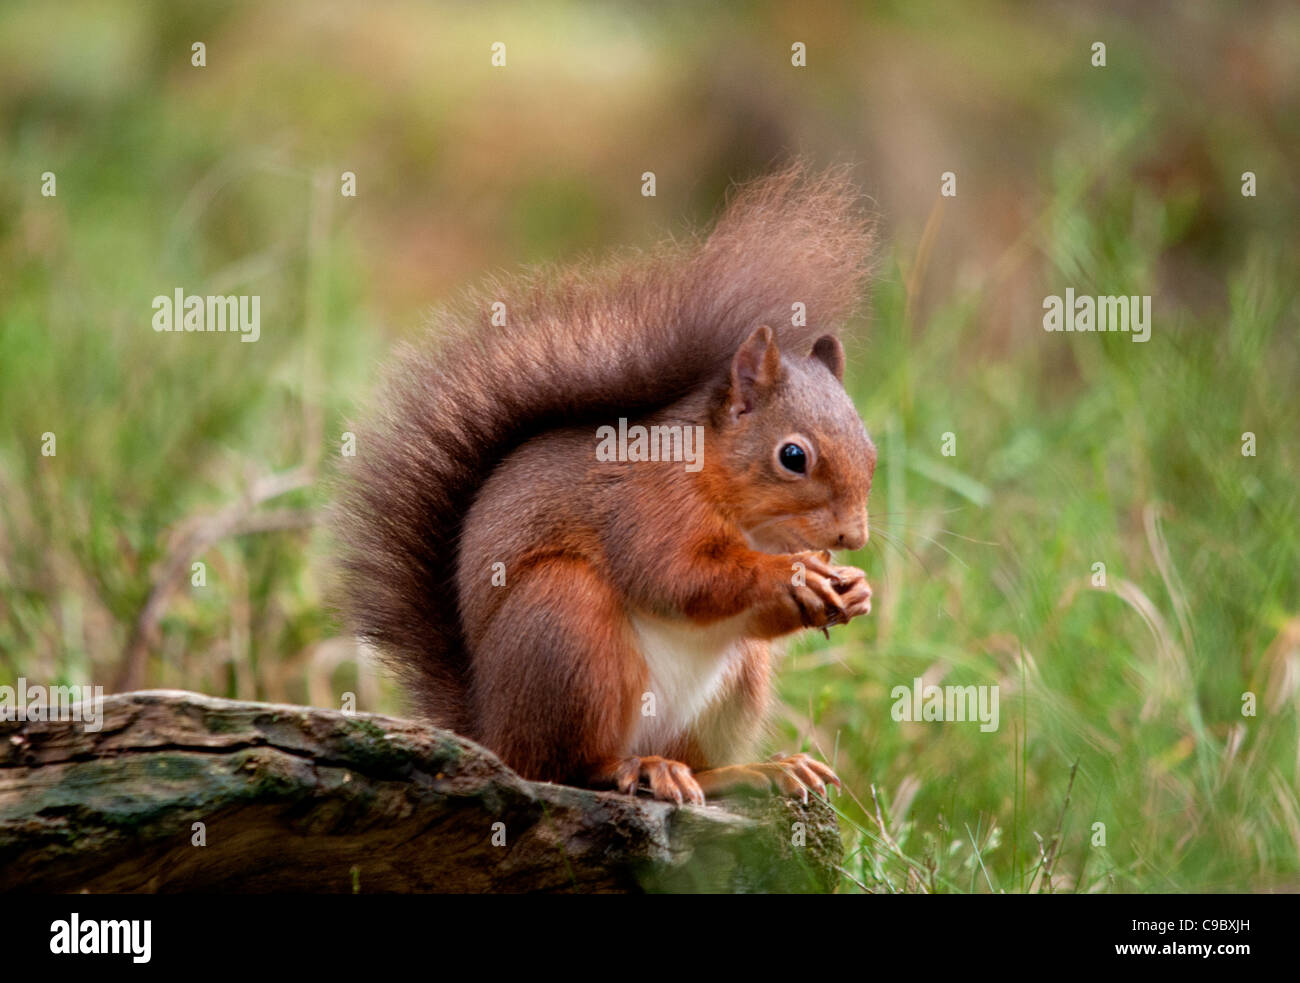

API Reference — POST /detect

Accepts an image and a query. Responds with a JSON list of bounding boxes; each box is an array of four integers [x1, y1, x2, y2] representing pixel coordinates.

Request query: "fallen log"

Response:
[[0, 690, 842, 892]]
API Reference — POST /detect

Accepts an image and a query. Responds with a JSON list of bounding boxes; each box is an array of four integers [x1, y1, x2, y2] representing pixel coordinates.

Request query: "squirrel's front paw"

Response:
[[824, 563, 872, 624], [788, 553, 872, 629], [613, 755, 705, 806]]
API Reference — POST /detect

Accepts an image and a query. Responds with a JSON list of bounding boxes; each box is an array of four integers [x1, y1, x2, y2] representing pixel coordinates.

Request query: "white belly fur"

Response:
[[627, 611, 748, 755]]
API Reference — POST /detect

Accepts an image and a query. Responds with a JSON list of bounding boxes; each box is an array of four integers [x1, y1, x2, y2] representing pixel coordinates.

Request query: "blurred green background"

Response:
[[2, 1, 1298, 892]]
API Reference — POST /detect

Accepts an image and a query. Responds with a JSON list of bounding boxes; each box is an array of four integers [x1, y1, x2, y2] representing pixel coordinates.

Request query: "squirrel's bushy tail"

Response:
[[332, 164, 874, 729]]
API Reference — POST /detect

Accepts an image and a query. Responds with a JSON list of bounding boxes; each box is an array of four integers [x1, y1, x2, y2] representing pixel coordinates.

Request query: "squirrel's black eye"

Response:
[[778, 442, 807, 474]]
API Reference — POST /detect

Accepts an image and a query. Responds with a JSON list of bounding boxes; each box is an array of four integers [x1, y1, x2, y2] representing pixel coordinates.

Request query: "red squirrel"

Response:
[[333, 165, 876, 805]]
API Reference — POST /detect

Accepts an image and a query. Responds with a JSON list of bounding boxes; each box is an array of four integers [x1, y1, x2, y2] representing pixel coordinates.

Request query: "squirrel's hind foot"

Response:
[[612, 755, 706, 806], [694, 753, 841, 804]]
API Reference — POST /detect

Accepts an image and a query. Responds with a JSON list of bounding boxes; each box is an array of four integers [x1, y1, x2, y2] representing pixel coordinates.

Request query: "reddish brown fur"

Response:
[[332, 164, 876, 797]]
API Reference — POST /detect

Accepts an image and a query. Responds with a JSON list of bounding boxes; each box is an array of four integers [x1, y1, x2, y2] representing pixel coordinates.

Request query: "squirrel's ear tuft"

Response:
[[811, 334, 845, 381], [727, 325, 782, 418]]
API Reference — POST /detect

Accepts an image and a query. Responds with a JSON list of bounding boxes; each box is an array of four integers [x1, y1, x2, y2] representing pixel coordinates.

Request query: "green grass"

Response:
[[779, 193, 1300, 892], [1, 1, 1297, 892]]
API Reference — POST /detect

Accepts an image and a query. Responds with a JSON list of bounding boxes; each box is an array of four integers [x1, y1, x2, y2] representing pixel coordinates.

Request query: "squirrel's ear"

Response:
[[811, 334, 845, 381], [727, 325, 781, 419]]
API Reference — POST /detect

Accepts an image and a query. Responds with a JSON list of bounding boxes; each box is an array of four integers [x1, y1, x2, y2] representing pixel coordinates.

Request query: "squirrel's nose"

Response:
[[836, 517, 868, 551]]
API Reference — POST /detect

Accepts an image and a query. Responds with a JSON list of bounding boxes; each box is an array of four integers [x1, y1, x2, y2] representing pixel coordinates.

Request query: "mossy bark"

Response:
[[0, 690, 841, 893]]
